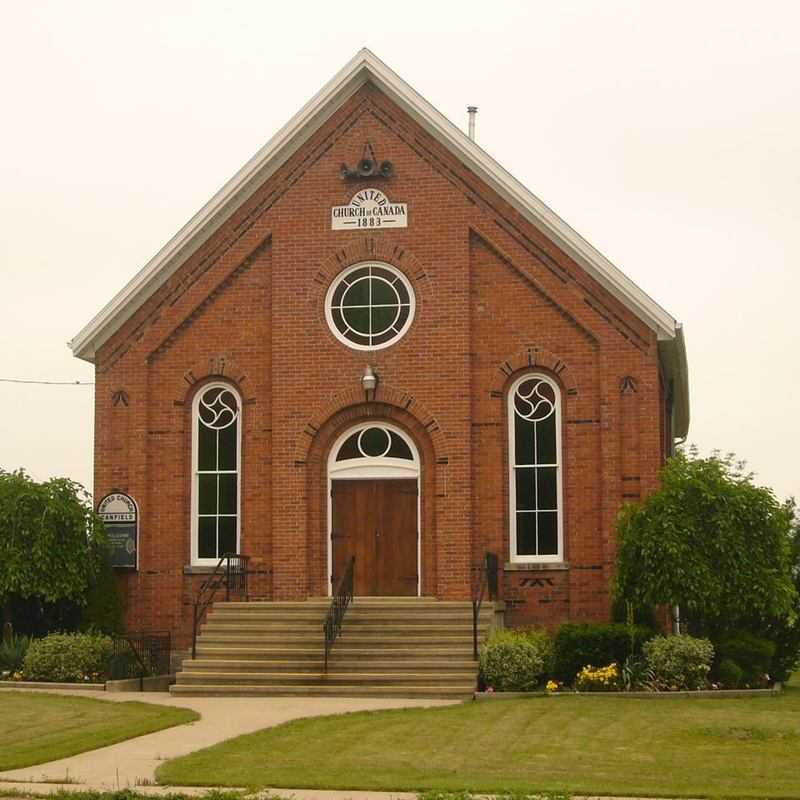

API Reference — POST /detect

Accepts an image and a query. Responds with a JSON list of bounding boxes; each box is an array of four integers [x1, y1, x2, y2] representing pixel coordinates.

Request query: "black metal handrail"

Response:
[[471, 551, 499, 659], [323, 556, 355, 672], [192, 552, 250, 658]]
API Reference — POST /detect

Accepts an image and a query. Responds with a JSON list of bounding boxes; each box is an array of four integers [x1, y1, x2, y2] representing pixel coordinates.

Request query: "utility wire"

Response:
[[0, 378, 95, 386]]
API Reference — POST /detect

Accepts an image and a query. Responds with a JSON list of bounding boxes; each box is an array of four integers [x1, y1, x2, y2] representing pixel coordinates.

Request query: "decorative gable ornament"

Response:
[[340, 142, 394, 180], [331, 188, 408, 230]]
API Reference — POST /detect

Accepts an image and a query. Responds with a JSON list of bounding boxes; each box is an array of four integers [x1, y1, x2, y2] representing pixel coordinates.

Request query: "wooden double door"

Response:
[[331, 478, 418, 596]]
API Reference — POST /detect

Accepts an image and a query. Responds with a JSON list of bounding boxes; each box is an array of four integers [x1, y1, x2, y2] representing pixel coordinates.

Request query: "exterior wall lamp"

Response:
[[362, 365, 378, 401]]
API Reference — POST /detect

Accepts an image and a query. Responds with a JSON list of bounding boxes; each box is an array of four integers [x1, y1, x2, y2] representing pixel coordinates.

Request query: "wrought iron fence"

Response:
[[323, 555, 355, 672], [110, 632, 171, 682]]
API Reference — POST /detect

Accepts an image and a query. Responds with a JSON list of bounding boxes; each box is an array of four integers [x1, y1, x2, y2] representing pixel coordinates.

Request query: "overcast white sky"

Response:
[[0, 1, 797, 502]]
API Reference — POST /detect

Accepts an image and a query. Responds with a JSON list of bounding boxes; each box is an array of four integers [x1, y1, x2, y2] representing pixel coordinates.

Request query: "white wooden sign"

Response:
[[331, 188, 408, 230]]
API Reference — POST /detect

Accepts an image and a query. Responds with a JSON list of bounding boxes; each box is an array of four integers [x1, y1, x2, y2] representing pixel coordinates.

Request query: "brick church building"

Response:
[[71, 50, 689, 650]]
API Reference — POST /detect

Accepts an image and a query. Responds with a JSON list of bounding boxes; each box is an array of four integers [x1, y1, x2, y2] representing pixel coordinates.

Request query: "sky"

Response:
[[0, 0, 798, 502]]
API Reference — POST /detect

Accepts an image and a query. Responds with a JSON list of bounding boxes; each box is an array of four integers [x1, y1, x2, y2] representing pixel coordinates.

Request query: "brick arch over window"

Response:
[[170, 356, 253, 406], [301, 397, 445, 597], [490, 346, 580, 419], [309, 237, 433, 331]]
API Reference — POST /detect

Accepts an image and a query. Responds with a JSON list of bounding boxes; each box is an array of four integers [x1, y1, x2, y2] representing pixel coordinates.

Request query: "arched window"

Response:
[[191, 383, 241, 565], [509, 373, 563, 562]]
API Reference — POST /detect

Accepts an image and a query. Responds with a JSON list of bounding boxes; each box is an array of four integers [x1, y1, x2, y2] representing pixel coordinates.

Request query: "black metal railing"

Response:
[[110, 632, 171, 688], [192, 552, 250, 658], [471, 551, 499, 659], [323, 556, 355, 672]]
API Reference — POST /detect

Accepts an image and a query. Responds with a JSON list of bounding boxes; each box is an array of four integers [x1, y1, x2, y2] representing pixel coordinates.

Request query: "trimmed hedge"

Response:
[[718, 657, 744, 688], [480, 628, 552, 692], [553, 623, 655, 685], [22, 632, 113, 682], [716, 632, 775, 685]]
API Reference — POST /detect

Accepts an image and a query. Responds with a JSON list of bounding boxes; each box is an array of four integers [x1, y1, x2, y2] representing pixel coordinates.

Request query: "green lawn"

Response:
[[157, 687, 800, 798], [0, 691, 199, 771]]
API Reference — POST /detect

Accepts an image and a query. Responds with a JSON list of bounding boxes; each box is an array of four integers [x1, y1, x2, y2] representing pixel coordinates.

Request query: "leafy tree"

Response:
[[614, 449, 797, 636], [81, 550, 125, 634], [0, 469, 106, 627], [753, 505, 800, 681]]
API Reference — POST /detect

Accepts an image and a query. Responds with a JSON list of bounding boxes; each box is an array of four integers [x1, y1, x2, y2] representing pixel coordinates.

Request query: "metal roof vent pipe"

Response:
[[467, 106, 478, 141]]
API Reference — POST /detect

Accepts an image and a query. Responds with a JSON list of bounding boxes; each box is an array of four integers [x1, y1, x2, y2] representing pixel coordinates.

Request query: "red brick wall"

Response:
[[93, 84, 669, 645]]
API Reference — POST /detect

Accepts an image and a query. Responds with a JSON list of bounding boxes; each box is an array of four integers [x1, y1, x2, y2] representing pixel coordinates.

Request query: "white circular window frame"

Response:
[[326, 422, 422, 596], [324, 261, 416, 351]]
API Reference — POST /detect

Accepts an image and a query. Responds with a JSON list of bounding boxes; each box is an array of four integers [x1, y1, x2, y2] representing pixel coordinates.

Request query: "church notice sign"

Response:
[[98, 492, 138, 569], [331, 188, 408, 230]]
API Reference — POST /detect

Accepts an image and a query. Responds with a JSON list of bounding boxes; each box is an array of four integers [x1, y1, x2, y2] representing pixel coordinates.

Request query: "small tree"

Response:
[[0, 469, 106, 627], [614, 449, 797, 636], [754, 505, 800, 680]]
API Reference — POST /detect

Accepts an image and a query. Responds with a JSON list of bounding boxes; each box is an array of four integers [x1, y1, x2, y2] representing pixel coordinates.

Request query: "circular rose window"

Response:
[[324, 262, 415, 350]]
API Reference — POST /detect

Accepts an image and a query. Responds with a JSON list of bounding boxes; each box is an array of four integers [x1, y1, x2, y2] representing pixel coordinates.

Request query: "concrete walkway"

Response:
[[0, 688, 454, 793]]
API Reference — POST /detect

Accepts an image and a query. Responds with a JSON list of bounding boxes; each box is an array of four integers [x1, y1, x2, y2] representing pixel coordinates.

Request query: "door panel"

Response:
[[331, 478, 418, 596], [376, 479, 418, 596], [331, 479, 376, 595]]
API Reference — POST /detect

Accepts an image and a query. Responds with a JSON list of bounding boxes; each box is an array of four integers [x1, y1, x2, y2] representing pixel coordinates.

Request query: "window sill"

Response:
[[504, 561, 570, 572], [183, 565, 218, 575]]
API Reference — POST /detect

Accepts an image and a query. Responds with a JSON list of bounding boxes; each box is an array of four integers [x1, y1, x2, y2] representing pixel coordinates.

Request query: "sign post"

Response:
[[97, 492, 138, 570]]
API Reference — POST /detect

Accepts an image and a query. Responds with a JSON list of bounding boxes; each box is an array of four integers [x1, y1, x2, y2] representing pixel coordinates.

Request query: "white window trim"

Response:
[[508, 373, 564, 563], [324, 261, 416, 351], [190, 382, 242, 566], [327, 422, 421, 596]]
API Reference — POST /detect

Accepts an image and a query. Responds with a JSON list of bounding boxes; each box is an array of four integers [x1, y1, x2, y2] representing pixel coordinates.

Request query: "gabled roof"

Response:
[[69, 48, 688, 436]]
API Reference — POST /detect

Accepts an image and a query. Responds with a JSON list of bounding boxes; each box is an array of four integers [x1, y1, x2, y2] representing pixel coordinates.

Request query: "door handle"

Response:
[[375, 529, 380, 539]]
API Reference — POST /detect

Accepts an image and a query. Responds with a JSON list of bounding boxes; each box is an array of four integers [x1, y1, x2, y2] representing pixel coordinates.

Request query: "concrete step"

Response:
[[169, 683, 473, 698], [194, 646, 321, 660], [183, 658, 478, 673], [176, 671, 476, 686], [197, 634, 479, 648], [207, 610, 490, 623], [194, 646, 480, 660], [201, 623, 488, 636]]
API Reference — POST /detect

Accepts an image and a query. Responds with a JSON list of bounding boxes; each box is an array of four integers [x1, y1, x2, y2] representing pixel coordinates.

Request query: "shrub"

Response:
[[552, 623, 655, 685], [0, 622, 30, 672], [22, 632, 113, 682], [575, 662, 621, 692], [717, 658, 744, 689], [480, 628, 552, 692], [716, 632, 775, 685], [642, 634, 714, 690]]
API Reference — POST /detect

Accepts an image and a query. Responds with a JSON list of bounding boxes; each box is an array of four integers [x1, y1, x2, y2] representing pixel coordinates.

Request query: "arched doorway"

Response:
[[327, 422, 421, 596]]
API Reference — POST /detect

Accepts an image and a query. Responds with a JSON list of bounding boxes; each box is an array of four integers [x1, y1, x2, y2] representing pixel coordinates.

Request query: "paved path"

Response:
[[0, 688, 454, 792]]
